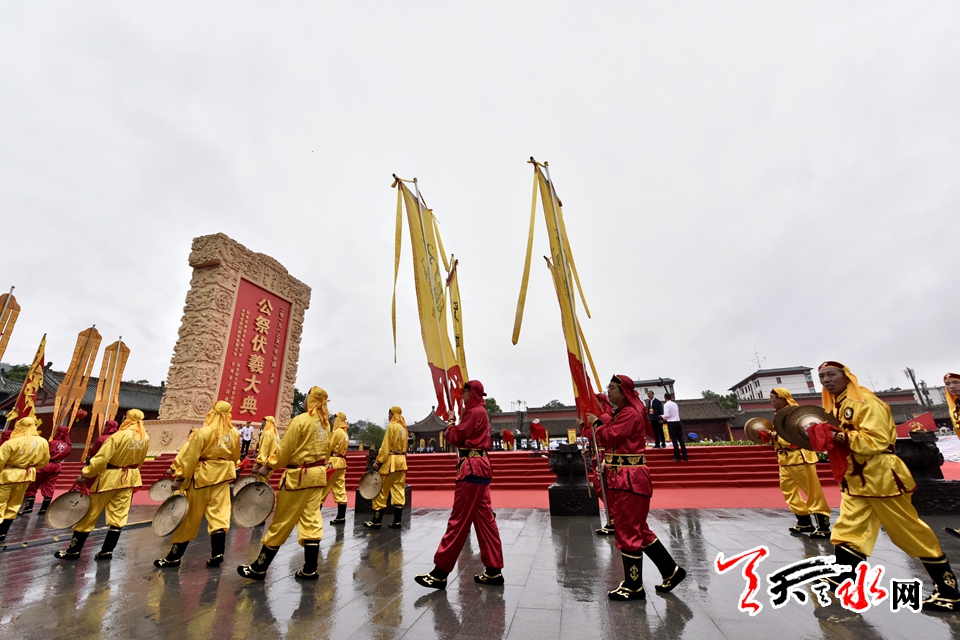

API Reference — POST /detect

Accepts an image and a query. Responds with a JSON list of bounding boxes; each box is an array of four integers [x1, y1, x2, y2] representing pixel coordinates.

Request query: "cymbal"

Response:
[[233, 475, 257, 497], [744, 417, 774, 444], [232, 480, 275, 528], [45, 490, 90, 530], [153, 493, 188, 537], [779, 406, 839, 451], [149, 478, 175, 502], [358, 471, 383, 500]]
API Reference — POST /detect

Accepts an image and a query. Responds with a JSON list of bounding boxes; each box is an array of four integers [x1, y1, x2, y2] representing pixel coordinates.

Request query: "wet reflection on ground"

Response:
[[2, 507, 960, 638]]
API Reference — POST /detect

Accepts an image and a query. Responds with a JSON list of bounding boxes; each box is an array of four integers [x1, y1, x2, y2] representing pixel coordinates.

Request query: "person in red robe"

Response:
[[585, 375, 687, 601], [500, 429, 514, 451], [415, 380, 504, 589], [87, 420, 120, 461], [589, 392, 616, 536], [21, 424, 73, 516]]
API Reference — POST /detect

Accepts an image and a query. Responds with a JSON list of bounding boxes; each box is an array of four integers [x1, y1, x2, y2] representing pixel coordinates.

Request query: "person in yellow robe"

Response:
[[237, 386, 330, 581], [765, 388, 831, 537], [319, 411, 349, 525], [252, 416, 279, 479], [0, 417, 50, 541], [942, 373, 960, 539], [155, 401, 239, 568], [364, 406, 408, 530], [813, 362, 960, 612], [55, 409, 150, 560]]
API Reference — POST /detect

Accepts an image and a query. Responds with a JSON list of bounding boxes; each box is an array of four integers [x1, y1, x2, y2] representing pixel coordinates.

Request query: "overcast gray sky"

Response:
[[1, 2, 956, 422]]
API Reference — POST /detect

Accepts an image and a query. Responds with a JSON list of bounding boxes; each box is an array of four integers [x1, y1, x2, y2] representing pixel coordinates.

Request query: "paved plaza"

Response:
[[2, 505, 960, 639]]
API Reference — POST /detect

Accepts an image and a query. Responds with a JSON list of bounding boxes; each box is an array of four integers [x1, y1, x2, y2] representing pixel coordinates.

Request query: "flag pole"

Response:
[[412, 179, 457, 422], [540, 160, 610, 519]]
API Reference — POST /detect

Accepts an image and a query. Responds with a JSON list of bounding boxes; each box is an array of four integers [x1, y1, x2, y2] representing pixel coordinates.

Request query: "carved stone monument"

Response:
[[146, 233, 311, 455]]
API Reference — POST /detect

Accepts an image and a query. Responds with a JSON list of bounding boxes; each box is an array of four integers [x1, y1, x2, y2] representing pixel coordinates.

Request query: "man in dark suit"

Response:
[[646, 391, 665, 449]]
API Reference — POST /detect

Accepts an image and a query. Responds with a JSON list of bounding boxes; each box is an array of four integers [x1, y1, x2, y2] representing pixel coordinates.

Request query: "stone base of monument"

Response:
[[912, 480, 960, 515], [144, 419, 205, 457], [548, 444, 600, 516], [354, 485, 414, 521]]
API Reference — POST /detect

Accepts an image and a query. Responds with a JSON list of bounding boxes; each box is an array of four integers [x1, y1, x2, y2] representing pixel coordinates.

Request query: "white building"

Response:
[[729, 366, 816, 401]]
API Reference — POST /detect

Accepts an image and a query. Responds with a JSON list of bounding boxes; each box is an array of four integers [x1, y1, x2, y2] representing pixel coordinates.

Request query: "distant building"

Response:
[[729, 366, 816, 401], [632, 377, 676, 399]]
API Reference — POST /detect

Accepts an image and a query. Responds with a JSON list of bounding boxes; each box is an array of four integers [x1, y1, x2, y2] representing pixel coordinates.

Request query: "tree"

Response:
[[542, 399, 566, 409], [485, 397, 502, 413], [291, 387, 306, 417], [2, 364, 29, 383], [355, 423, 385, 448], [701, 390, 739, 411]]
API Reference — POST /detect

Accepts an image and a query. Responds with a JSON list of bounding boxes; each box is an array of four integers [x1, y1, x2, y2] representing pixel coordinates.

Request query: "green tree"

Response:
[[356, 424, 385, 448], [485, 397, 502, 413], [701, 390, 739, 411], [291, 387, 306, 417], [3, 364, 30, 383], [542, 399, 566, 409]]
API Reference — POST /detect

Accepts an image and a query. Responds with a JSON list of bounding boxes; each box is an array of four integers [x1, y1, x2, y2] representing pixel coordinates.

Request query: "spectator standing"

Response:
[[645, 391, 665, 449], [239, 422, 254, 458], [662, 394, 688, 462]]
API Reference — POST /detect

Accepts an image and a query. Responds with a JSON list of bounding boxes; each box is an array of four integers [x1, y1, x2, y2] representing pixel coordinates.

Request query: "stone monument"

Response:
[[145, 233, 311, 456]]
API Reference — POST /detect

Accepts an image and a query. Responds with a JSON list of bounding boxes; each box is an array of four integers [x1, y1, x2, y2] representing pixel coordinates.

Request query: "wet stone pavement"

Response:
[[2, 506, 960, 639]]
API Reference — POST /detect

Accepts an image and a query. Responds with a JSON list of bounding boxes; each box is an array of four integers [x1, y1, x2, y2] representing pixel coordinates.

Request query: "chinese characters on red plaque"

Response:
[[218, 279, 290, 419]]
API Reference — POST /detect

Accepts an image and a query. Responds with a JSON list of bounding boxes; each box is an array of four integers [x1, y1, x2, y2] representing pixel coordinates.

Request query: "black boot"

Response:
[[389, 507, 403, 529], [237, 544, 279, 580], [821, 544, 863, 590], [37, 497, 52, 516], [789, 514, 815, 535], [207, 529, 226, 567], [95, 526, 122, 560], [54, 530, 90, 560], [609, 551, 646, 601], [18, 495, 35, 516], [944, 527, 960, 540], [330, 503, 347, 525], [414, 566, 448, 590], [921, 555, 960, 612], [596, 517, 615, 536], [0, 518, 14, 542], [154, 541, 189, 568], [643, 538, 687, 593], [474, 567, 505, 585], [296, 540, 320, 580], [810, 513, 832, 539], [363, 509, 383, 530]]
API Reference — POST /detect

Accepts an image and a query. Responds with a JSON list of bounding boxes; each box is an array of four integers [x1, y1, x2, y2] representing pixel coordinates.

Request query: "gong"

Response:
[[149, 477, 175, 502], [232, 480, 275, 528], [153, 493, 189, 537], [233, 474, 258, 497], [45, 490, 91, 530], [358, 471, 383, 500]]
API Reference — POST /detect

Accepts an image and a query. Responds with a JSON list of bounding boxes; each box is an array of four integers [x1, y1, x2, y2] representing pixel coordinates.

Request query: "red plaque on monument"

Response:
[[218, 278, 291, 419]]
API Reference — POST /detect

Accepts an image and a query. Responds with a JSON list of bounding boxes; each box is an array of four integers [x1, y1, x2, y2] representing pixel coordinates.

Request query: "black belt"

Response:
[[458, 449, 487, 458], [604, 453, 646, 467], [390, 451, 407, 456]]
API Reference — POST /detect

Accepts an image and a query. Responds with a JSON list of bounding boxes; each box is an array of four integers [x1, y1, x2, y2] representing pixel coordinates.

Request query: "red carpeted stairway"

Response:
[[54, 446, 832, 494]]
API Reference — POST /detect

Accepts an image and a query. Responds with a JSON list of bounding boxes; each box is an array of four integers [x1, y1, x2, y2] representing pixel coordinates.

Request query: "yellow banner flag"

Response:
[[0, 289, 21, 363], [84, 339, 129, 459], [52, 326, 102, 434], [6, 334, 46, 424], [391, 177, 465, 420], [513, 160, 599, 419]]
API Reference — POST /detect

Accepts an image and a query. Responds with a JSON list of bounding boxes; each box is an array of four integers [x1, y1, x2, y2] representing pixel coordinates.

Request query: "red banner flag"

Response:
[[6, 334, 46, 425], [896, 411, 937, 438]]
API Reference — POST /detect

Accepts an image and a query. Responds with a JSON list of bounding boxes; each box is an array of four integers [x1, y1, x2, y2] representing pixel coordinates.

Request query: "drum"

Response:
[[153, 493, 189, 537], [45, 490, 91, 530], [358, 471, 383, 500], [149, 477, 175, 502], [778, 406, 840, 451], [744, 417, 774, 444], [232, 480, 275, 528], [233, 475, 258, 497]]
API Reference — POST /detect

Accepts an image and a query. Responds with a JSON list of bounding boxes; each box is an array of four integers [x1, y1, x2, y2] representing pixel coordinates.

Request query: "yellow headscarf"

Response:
[[306, 387, 330, 426], [262, 416, 278, 435], [118, 408, 147, 440], [819, 361, 872, 413], [10, 416, 39, 438], [204, 400, 234, 439], [389, 406, 406, 429], [771, 388, 799, 406], [333, 412, 348, 431], [944, 373, 960, 425]]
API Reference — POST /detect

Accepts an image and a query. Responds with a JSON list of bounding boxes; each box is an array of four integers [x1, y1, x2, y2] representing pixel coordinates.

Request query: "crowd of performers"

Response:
[[1, 367, 960, 611]]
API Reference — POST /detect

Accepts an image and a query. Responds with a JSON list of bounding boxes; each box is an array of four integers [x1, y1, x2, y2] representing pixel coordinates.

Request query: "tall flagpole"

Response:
[[539, 160, 610, 519]]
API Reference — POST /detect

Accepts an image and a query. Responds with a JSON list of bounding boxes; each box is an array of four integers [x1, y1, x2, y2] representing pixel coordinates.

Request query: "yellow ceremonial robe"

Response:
[[373, 422, 407, 511], [171, 425, 240, 544], [76, 428, 150, 531], [0, 434, 50, 519], [320, 427, 349, 505], [774, 434, 829, 517]]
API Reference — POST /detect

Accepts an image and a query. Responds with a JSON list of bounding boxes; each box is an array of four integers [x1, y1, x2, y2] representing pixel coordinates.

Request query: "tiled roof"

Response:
[[40, 369, 164, 412], [410, 411, 447, 430], [675, 398, 736, 421]]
